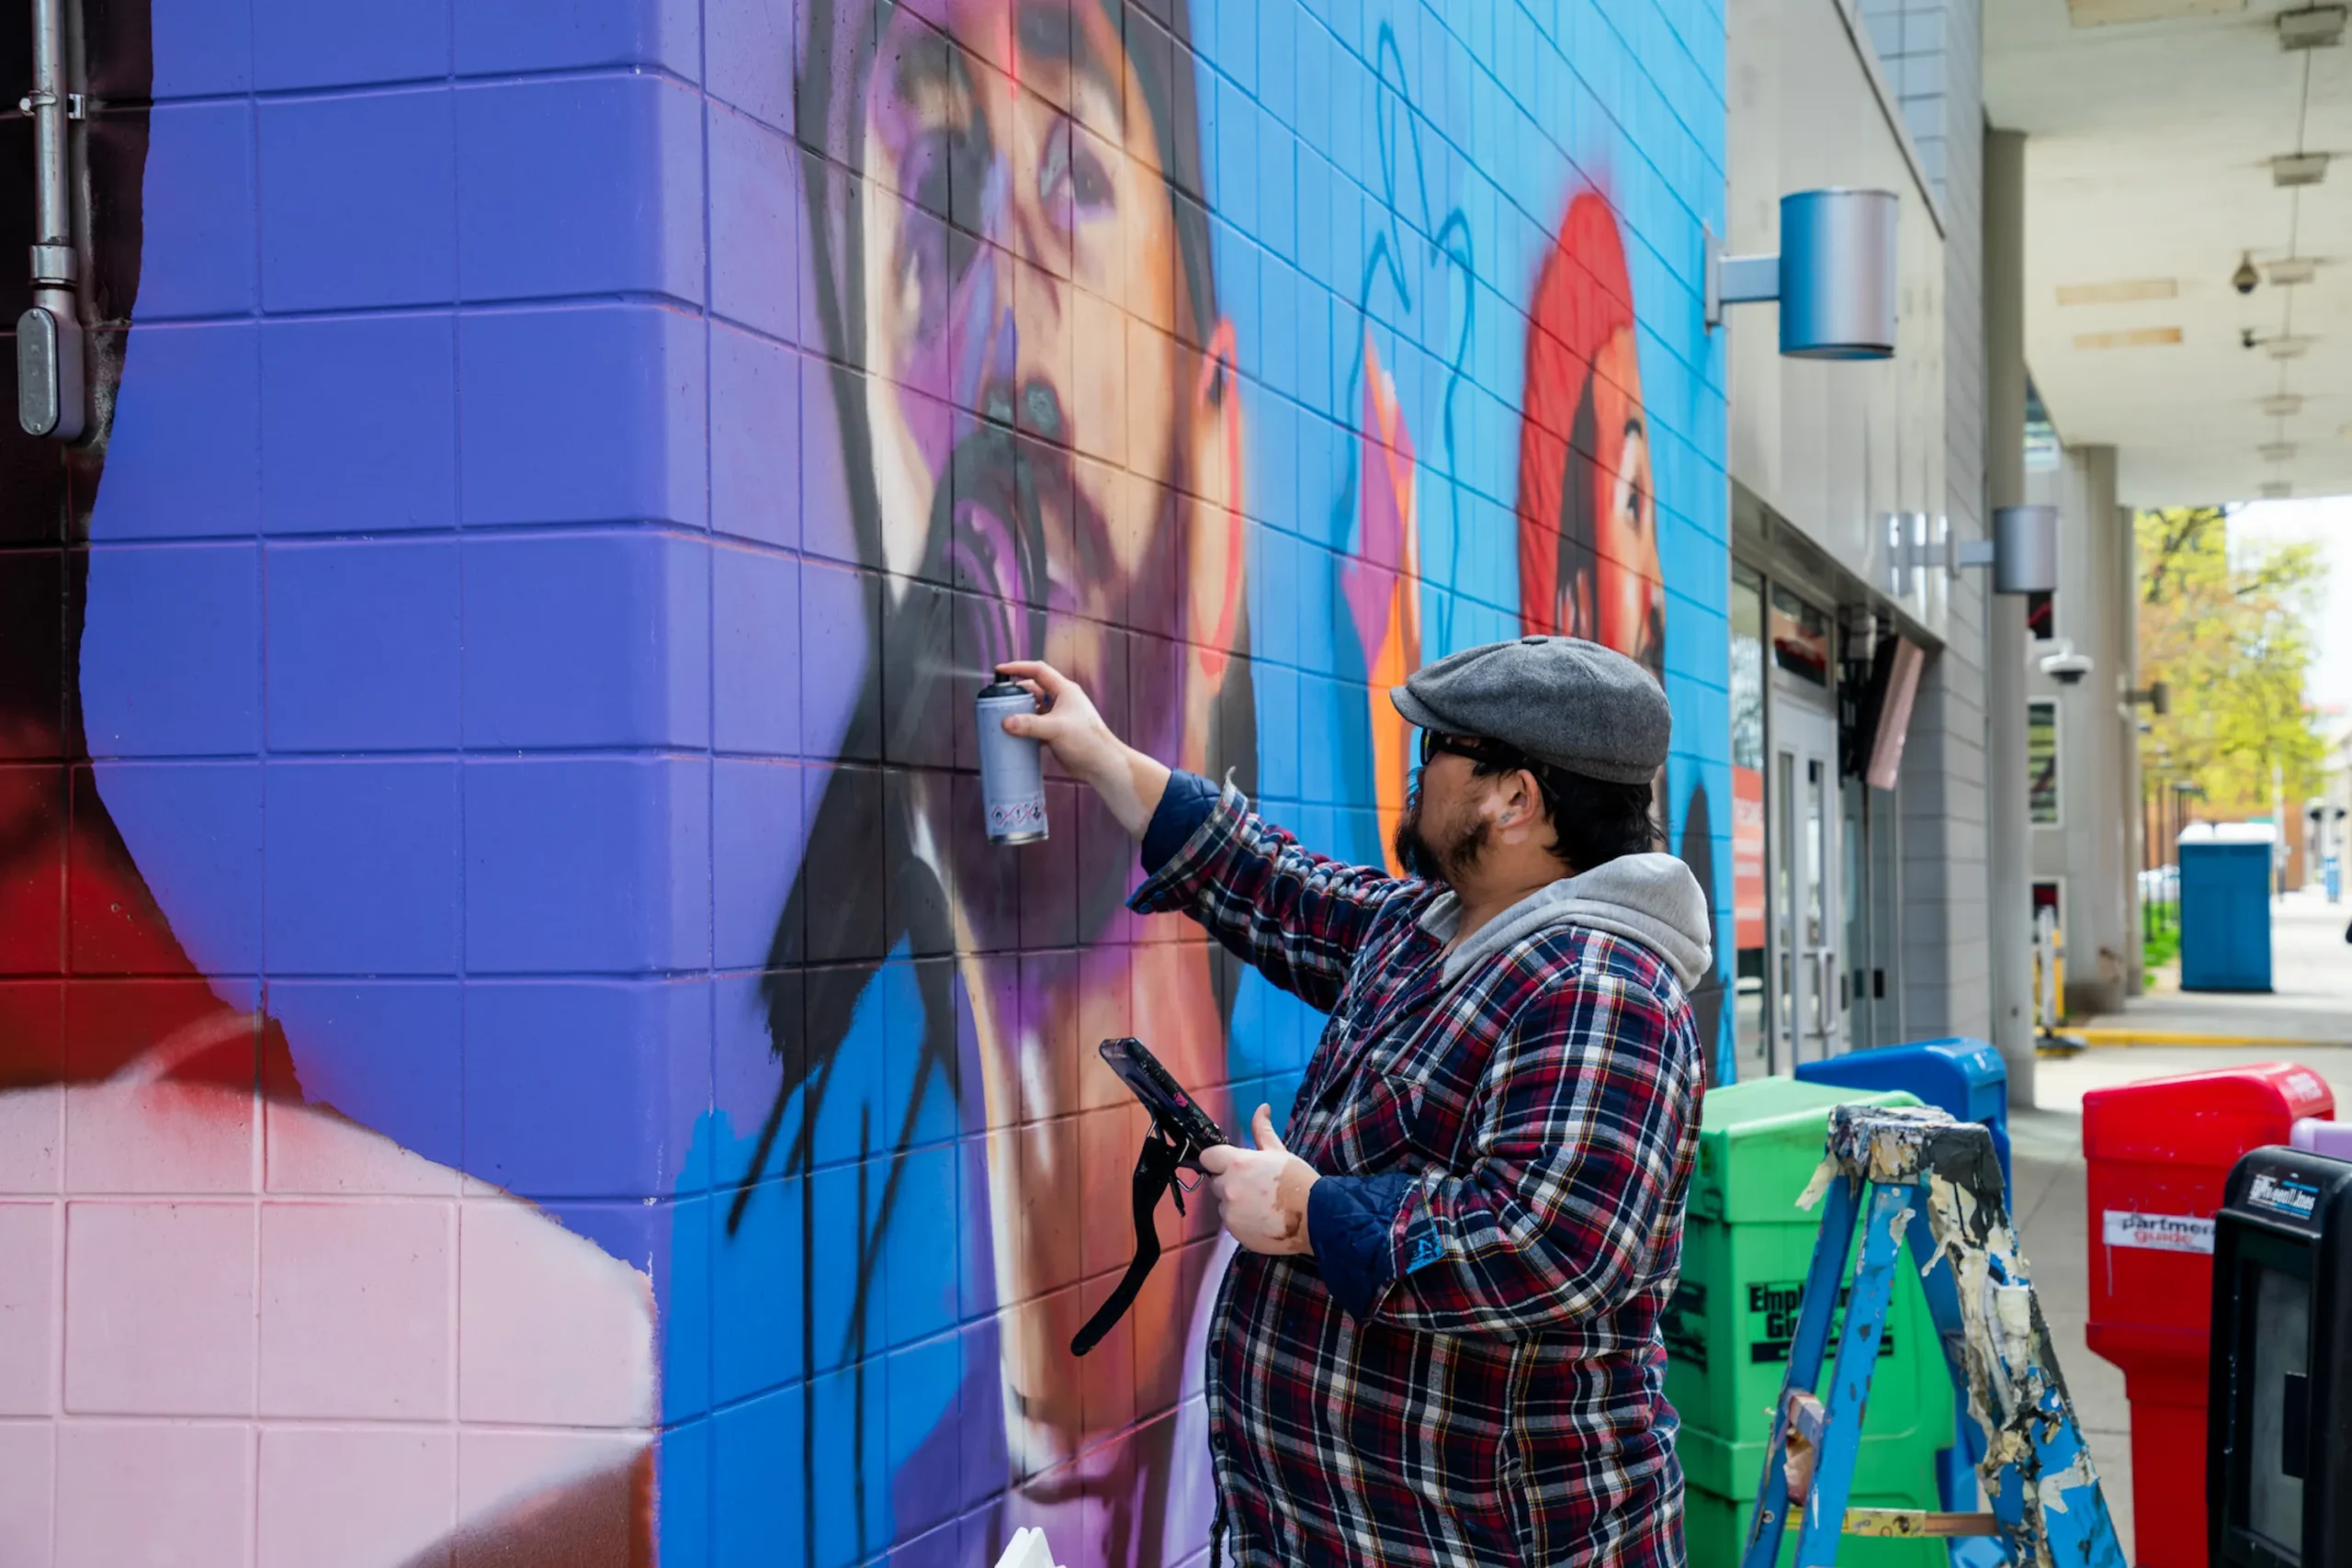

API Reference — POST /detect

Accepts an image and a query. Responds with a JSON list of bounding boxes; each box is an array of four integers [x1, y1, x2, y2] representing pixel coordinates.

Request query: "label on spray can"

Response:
[[975, 681, 1049, 844]]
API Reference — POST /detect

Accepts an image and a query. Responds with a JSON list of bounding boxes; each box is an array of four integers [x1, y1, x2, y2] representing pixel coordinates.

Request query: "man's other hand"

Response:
[[1198, 1104, 1320, 1257], [994, 660, 1171, 840]]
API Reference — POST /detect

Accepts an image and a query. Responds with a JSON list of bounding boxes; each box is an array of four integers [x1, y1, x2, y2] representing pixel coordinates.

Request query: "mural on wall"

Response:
[[1, 0, 1727, 1565], [710, 3, 1732, 1565]]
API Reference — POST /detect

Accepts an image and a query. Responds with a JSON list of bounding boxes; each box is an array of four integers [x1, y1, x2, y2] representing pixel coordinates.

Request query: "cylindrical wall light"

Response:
[[1923, 504, 2061, 595], [1991, 504, 2059, 596], [1776, 188, 1898, 359], [1706, 186, 1901, 361]]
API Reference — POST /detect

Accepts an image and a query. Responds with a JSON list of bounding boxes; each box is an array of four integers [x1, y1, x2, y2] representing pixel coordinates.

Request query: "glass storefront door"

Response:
[[1771, 700, 1845, 1067]]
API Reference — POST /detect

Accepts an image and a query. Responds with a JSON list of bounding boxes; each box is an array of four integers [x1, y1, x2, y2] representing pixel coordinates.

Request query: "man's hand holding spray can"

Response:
[[976, 661, 1175, 846]]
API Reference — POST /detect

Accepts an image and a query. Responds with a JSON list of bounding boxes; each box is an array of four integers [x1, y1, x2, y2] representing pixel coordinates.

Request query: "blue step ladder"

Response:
[[1739, 1105, 2129, 1568]]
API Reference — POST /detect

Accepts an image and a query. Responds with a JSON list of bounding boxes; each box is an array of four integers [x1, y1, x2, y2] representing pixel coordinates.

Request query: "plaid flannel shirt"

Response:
[[1133, 777, 1702, 1567]]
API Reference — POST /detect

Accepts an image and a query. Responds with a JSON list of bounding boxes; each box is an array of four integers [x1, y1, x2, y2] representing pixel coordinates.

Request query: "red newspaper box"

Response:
[[2082, 1063, 2335, 1568]]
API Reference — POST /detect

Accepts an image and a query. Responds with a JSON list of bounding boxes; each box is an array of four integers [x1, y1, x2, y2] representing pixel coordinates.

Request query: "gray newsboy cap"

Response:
[[1390, 635, 1670, 785]]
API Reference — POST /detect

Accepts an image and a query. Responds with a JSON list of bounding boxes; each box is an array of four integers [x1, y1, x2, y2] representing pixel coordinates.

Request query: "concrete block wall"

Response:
[[0, 1, 1732, 1563], [1852, 0, 1995, 1043], [1856, 0, 1966, 200]]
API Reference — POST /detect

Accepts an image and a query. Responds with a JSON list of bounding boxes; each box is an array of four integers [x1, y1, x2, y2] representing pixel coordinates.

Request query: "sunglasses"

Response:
[[1419, 730, 1531, 772], [1418, 729, 1569, 810]]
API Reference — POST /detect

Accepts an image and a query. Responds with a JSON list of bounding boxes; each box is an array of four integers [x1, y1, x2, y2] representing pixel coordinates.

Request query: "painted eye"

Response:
[[1069, 135, 1114, 211], [1040, 118, 1114, 225], [1614, 426, 1653, 536]]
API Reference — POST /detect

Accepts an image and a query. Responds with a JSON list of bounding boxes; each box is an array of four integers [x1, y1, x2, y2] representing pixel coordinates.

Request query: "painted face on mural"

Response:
[[1517, 191, 1667, 682], [1589, 329, 1665, 670], [852, 0, 1239, 941]]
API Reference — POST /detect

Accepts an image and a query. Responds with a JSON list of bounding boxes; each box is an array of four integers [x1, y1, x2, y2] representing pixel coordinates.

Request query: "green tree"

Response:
[[2136, 505, 2329, 820]]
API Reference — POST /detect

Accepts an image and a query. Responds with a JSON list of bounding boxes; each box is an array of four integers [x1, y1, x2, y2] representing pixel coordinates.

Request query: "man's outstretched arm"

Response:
[[995, 660, 1410, 1014]]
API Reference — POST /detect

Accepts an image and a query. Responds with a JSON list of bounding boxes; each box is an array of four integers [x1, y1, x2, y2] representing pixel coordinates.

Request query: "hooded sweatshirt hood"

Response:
[[1418, 852, 1714, 991]]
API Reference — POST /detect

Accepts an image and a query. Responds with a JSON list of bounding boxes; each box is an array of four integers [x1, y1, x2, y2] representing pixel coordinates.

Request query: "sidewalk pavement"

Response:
[[2005, 885, 2352, 1566], [2072, 886, 2352, 1046]]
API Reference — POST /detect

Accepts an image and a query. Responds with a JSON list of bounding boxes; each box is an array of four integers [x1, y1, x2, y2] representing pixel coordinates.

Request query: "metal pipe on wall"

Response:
[[16, 0, 87, 441]]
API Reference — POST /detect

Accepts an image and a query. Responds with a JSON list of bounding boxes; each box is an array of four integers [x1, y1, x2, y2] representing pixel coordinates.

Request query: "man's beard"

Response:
[[1392, 784, 1488, 887], [882, 420, 1187, 952]]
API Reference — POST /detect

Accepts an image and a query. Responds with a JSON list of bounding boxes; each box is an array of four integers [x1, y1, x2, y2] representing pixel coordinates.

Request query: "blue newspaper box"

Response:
[[2180, 828, 2274, 993], [1795, 1038, 2010, 1190]]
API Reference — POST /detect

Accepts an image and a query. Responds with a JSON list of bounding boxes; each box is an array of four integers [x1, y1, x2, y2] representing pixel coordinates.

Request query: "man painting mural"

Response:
[[731, 0, 1249, 1560]]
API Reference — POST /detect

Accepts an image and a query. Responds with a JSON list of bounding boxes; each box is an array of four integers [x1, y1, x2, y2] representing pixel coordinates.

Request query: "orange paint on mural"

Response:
[[1357, 332, 1424, 875]]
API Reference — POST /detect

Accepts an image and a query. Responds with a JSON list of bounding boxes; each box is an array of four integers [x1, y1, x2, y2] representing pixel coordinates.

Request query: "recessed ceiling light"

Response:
[[2262, 442, 2299, 462], [2278, 5, 2348, 48], [2268, 257, 2320, 286], [2267, 335, 2314, 359], [2072, 326, 2184, 350], [2262, 480, 2295, 499], [2273, 152, 2330, 187], [2264, 394, 2305, 417], [2068, 0, 2244, 22], [2055, 278, 2178, 305]]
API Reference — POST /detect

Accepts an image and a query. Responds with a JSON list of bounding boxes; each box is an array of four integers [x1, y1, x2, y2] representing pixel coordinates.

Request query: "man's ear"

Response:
[[1498, 769, 1536, 829], [1494, 767, 1555, 842], [1184, 319, 1247, 687]]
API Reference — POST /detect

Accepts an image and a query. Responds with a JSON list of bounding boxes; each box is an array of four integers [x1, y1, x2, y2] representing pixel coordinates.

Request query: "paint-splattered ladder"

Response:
[[1738, 1105, 2131, 1568]]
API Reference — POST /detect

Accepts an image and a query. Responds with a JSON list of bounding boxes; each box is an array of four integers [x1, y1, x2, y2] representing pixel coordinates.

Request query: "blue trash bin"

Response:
[[1796, 1036, 2012, 1558], [1794, 1037, 2009, 1190], [2179, 827, 2275, 992]]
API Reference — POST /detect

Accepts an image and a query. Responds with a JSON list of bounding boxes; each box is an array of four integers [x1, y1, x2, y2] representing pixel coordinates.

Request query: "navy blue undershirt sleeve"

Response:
[[1139, 768, 1223, 874], [1306, 1172, 1419, 1321]]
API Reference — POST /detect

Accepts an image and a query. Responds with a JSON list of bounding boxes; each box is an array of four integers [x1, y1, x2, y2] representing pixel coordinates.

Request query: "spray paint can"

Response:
[[975, 680, 1049, 844]]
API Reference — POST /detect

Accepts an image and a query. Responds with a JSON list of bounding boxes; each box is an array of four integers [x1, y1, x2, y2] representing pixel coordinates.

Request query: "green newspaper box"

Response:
[[1665, 1077, 1948, 1568]]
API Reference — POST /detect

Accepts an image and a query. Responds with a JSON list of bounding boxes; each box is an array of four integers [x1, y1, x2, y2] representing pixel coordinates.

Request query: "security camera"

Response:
[[2233, 253, 2261, 295], [2041, 651, 2094, 685]]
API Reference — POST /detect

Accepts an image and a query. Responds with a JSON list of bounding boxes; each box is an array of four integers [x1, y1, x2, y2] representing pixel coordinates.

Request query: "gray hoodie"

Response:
[[1414, 852, 1715, 991]]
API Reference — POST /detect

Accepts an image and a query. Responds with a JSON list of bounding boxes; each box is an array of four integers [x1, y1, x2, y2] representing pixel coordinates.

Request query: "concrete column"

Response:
[[2061, 446, 2129, 1017], [2120, 501, 2145, 997], [1984, 126, 2035, 1101]]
